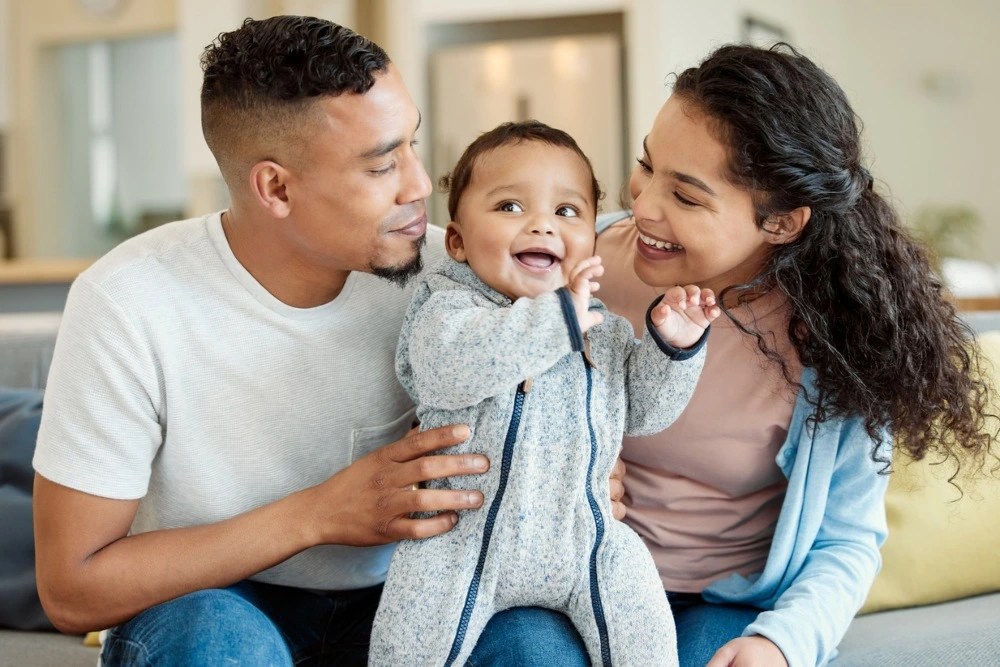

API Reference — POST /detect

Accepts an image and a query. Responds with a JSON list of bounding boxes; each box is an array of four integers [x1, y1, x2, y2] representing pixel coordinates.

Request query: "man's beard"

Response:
[[369, 235, 426, 287]]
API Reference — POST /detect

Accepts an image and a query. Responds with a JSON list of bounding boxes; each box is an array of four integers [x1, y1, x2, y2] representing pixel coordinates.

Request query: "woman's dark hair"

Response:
[[672, 43, 995, 473], [200, 15, 389, 178], [440, 120, 604, 221]]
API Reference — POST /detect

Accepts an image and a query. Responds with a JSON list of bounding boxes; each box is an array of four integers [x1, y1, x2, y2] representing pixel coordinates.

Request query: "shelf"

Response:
[[0, 259, 94, 285]]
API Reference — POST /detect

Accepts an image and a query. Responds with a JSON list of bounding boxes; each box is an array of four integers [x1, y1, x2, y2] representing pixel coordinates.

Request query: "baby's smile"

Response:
[[513, 248, 562, 273]]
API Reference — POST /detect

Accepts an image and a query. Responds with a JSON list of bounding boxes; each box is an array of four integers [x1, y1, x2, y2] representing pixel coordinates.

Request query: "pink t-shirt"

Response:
[[597, 218, 803, 592]]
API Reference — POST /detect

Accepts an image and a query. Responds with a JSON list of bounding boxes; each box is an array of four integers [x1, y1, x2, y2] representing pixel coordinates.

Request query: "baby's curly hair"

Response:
[[200, 15, 389, 183], [440, 121, 604, 222]]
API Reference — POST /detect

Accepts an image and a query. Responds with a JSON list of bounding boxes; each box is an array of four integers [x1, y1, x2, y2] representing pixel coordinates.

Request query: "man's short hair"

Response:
[[200, 15, 390, 185]]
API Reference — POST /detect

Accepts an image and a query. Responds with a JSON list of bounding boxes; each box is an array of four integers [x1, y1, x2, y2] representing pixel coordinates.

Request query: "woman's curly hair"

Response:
[[673, 44, 996, 474]]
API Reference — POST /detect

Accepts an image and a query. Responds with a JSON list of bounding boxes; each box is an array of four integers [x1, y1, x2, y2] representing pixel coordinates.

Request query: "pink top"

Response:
[[597, 218, 803, 592]]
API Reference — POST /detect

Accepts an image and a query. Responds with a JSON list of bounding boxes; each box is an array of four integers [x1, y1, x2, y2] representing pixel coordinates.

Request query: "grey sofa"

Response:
[[1, 311, 998, 667]]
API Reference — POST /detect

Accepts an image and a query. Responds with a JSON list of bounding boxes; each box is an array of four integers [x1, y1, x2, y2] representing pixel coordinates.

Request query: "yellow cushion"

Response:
[[860, 330, 1000, 614]]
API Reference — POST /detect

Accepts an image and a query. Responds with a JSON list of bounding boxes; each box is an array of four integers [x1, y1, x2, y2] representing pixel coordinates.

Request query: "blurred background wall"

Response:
[[0, 0, 996, 283]]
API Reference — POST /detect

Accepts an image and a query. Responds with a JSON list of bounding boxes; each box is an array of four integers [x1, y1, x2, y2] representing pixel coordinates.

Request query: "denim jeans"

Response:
[[667, 592, 761, 667], [101, 579, 588, 666]]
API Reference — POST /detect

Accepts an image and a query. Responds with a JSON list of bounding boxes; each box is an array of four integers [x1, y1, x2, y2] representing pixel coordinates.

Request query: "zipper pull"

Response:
[[583, 333, 596, 369], [520, 377, 533, 393]]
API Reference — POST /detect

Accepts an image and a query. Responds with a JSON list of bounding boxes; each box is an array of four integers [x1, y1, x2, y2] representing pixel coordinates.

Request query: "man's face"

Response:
[[282, 65, 432, 283]]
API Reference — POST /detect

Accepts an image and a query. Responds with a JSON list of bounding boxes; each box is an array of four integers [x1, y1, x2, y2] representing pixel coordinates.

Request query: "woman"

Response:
[[597, 44, 994, 667]]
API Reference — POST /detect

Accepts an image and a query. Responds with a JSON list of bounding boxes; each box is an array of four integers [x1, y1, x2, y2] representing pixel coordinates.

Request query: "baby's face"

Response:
[[447, 141, 597, 300]]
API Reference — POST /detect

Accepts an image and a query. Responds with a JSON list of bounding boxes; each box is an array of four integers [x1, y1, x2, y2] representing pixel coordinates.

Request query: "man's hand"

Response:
[[567, 256, 605, 334], [649, 284, 721, 349], [303, 424, 489, 547], [706, 636, 789, 667], [609, 457, 627, 520]]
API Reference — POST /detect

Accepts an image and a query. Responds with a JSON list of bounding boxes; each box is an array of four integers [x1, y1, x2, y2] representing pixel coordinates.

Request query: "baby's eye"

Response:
[[556, 205, 579, 218], [498, 201, 524, 213]]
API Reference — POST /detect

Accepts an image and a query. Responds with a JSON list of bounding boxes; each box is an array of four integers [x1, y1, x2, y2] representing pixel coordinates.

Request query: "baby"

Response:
[[370, 121, 720, 666]]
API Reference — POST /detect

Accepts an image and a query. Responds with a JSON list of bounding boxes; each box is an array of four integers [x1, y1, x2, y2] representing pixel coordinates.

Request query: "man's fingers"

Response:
[[387, 424, 470, 462], [398, 453, 489, 488], [390, 512, 461, 540], [404, 488, 484, 514]]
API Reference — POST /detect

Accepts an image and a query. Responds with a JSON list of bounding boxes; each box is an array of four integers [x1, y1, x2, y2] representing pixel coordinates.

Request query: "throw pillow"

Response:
[[860, 331, 1000, 614]]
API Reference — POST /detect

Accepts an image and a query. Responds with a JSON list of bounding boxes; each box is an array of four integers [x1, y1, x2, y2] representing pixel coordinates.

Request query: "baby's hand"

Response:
[[567, 256, 605, 334], [650, 285, 721, 349]]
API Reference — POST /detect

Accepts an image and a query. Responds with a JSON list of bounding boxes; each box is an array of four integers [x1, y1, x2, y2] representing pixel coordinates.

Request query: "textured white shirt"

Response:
[[34, 211, 444, 589]]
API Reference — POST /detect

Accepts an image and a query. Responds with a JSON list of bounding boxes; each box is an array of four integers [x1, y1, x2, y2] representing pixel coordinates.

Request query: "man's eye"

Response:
[[556, 206, 579, 218], [499, 201, 524, 213], [370, 162, 395, 176]]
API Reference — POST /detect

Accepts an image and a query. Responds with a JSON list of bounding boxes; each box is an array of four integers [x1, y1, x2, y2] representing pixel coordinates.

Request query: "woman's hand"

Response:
[[706, 636, 789, 667], [649, 285, 720, 349], [609, 457, 627, 520]]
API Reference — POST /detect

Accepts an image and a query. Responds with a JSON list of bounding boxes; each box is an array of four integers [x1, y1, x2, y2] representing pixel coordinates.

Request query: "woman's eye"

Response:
[[635, 157, 652, 173], [674, 191, 698, 207], [499, 201, 524, 213], [556, 206, 579, 218]]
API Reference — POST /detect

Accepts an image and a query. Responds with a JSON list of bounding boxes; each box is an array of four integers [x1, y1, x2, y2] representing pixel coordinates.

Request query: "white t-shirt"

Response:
[[34, 211, 445, 590]]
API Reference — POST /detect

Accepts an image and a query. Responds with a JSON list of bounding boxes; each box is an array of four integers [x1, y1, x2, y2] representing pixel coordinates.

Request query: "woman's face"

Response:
[[629, 96, 775, 296]]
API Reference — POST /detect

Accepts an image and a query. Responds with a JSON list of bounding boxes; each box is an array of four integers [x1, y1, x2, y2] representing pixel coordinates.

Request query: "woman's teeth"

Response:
[[639, 233, 684, 251]]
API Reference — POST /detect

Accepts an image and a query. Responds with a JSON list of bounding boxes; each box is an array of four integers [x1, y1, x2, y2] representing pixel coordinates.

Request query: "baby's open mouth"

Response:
[[514, 250, 561, 272], [638, 232, 684, 252]]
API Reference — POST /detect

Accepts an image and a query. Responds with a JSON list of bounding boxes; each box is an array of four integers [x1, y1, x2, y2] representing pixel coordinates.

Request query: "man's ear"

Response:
[[445, 222, 468, 262], [762, 206, 811, 245], [249, 160, 291, 218]]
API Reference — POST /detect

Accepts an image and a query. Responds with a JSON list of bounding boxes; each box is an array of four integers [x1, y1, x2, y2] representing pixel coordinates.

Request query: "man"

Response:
[[32, 16, 592, 666]]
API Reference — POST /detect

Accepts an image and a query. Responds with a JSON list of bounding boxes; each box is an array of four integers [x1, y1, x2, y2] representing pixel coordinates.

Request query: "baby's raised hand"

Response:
[[567, 256, 605, 334], [649, 285, 721, 349]]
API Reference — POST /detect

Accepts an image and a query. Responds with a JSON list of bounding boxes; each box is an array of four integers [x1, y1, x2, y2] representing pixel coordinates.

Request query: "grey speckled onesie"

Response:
[[369, 258, 707, 667]]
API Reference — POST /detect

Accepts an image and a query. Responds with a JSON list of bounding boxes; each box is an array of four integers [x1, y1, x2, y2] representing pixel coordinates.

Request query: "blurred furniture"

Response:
[[0, 259, 92, 313], [0, 207, 12, 260]]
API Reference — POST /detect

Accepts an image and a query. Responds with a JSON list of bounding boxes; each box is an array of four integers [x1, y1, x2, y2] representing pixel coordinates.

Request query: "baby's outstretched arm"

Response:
[[649, 285, 721, 349], [566, 255, 605, 333]]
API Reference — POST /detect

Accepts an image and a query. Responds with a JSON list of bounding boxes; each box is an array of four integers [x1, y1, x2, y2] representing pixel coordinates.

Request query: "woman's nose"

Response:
[[631, 180, 660, 223]]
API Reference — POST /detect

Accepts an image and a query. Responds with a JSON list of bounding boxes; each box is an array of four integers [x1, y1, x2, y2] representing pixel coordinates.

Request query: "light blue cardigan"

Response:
[[704, 367, 889, 667], [597, 212, 891, 667]]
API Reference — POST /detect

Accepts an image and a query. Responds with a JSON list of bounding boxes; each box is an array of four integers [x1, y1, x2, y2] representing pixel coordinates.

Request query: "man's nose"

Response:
[[399, 151, 433, 204]]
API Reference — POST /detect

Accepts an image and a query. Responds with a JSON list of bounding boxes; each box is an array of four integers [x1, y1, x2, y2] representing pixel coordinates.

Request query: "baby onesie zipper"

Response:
[[444, 379, 530, 667], [583, 360, 613, 666]]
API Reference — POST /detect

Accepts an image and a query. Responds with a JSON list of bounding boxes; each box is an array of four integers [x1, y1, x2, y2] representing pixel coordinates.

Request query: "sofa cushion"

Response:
[[0, 387, 54, 631], [838, 593, 1000, 666], [860, 331, 1000, 614], [0, 313, 61, 390]]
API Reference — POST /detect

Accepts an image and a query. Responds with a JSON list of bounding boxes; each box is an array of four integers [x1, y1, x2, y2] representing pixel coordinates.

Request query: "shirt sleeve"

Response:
[[33, 275, 164, 499]]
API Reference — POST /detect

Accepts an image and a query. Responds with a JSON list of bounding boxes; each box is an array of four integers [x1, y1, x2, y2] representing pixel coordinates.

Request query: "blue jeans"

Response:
[[667, 592, 761, 667], [101, 580, 588, 666]]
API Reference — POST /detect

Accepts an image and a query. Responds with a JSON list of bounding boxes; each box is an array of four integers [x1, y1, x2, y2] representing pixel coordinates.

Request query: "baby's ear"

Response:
[[445, 222, 468, 262]]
